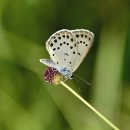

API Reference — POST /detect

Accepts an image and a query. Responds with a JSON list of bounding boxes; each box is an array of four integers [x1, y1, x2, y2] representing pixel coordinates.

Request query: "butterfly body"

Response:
[[40, 59, 72, 79], [40, 29, 94, 83]]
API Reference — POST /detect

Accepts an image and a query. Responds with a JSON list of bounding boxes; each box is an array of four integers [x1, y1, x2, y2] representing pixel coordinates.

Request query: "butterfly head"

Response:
[[70, 75, 74, 79], [58, 67, 73, 79], [40, 59, 73, 84]]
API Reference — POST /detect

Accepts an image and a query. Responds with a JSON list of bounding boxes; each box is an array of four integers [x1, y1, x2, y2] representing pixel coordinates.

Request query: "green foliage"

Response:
[[0, 0, 130, 130]]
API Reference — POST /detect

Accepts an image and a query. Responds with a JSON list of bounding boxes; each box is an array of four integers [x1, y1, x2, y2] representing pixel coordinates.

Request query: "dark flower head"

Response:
[[44, 67, 63, 85]]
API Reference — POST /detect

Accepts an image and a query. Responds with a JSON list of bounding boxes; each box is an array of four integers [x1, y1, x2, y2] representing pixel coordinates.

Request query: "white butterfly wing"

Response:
[[71, 29, 94, 72], [46, 29, 78, 73]]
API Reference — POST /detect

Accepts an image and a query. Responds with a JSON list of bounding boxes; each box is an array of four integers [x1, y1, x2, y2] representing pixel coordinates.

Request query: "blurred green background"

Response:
[[0, 0, 130, 130]]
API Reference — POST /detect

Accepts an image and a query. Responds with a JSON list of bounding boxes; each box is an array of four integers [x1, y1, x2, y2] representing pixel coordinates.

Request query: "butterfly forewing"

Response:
[[71, 29, 94, 72], [46, 29, 78, 72]]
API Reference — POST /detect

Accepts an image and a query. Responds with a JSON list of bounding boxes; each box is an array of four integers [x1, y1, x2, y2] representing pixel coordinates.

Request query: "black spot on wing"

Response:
[[85, 35, 87, 38], [57, 47, 60, 50], [53, 48, 56, 51], [54, 39, 57, 43], [70, 46, 73, 49], [71, 38, 73, 42], [76, 34, 79, 38], [50, 43, 53, 47], [64, 53, 69, 56], [58, 36, 61, 40], [81, 34, 83, 37], [78, 52, 81, 56]]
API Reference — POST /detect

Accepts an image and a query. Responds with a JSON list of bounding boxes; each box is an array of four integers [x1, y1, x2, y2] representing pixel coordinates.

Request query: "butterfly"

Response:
[[40, 29, 94, 84]]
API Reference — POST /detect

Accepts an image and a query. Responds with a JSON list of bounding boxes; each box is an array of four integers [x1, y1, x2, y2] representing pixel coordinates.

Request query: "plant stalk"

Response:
[[60, 81, 120, 130]]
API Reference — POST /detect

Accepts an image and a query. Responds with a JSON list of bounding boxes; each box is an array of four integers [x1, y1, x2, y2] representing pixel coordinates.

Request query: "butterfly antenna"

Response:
[[73, 74, 91, 86]]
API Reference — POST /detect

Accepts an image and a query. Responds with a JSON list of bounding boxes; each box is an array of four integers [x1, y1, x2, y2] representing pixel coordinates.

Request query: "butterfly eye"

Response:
[[70, 75, 74, 79]]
